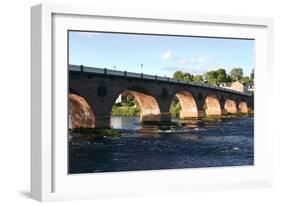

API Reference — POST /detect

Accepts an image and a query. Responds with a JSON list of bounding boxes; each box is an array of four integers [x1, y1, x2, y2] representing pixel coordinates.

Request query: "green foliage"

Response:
[[173, 71, 185, 80], [142, 121, 182, 127], [236, 112, 248, 117], [111, 105, 140, 116], [230, 67, 244, 81], [202, 115, 220, 122], [206, 70, 217, 84], [193, 75, 203, 83], [173, 71, 194, 81], [217, 68, 228, 83], [240, 76, 253, 85], [203, 68, 228, 85], [203, 103, 207, 111], [169, 99, 181, 117], [172, 67, 253, 86], [71, 128, 121, 136], [184, 73, 194, 81], [111, 98, 140, 116], [120, 98, 136, 107], [250, 69, 254, 79]]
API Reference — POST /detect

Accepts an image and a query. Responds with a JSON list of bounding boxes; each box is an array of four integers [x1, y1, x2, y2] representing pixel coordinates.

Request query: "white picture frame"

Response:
[[31, 3, 274, 202]]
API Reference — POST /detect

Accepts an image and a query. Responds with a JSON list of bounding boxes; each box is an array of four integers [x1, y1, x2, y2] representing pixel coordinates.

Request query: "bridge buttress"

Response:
[[194, 100, 204, 118], [94, 116, 111, 128]]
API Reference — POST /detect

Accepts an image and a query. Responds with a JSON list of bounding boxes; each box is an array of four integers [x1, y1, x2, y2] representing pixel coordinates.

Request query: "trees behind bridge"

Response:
[[172, 68, 254, 86]]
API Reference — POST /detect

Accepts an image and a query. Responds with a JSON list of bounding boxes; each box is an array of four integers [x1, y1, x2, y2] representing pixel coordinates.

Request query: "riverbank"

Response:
[[142, 120, 182, 127], [70, 127, 121, 136]]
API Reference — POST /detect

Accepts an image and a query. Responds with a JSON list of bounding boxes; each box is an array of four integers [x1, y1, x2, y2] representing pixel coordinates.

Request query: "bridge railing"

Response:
[[127, 71, 144, 78], [69, 64, 251, 96]]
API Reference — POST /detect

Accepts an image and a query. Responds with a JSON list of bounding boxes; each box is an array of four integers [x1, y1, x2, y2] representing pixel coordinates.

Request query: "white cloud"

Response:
[[161, 51, 173, 60]]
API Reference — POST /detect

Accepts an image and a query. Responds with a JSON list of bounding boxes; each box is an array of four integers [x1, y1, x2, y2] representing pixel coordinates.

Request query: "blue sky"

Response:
[[69, 31, 254, 77]]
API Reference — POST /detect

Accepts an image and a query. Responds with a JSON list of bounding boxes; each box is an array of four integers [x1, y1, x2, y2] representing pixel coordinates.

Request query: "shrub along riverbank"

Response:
[[111, 99, 140, 116], [170, 100, 181, 117], [71, 127, 121, 136], [111, 98, 181, 117], [142, 121, 182, 127]]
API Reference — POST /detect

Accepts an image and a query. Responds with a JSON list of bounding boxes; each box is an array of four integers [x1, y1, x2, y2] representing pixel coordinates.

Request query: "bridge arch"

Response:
[[69, 93, 95, 128], [172, 91, 198, 119], [224, 99, 237, 114], [111, 88, 161, 122], [204, 94, 221, 116], [239, 101, 248, 113]]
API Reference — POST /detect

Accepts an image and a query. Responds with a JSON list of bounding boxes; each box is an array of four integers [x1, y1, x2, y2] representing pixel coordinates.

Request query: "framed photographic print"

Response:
[[31, 3, 274, 201]]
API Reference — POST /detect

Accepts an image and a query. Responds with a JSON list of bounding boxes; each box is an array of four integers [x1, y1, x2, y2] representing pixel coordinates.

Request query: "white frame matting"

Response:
[[31, 3, 274, 202]]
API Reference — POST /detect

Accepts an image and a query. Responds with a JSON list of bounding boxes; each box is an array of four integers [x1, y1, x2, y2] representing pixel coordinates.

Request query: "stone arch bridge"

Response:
[[69, 65, 254, 128]]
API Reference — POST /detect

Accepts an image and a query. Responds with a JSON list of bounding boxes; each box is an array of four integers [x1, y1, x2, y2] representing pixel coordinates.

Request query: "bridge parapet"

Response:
[[69, 64, 252, 97]]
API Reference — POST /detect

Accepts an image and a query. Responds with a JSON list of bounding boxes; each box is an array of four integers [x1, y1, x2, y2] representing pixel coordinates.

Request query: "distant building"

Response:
[[230, 81, 246, 93], [218, 81, 254, 95], [247, 84, 254, 92], [218, 82, 232, 88]]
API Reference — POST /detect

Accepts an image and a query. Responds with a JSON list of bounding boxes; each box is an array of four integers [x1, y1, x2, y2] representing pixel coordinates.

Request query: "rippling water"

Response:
[[68, 116, 254, 174]]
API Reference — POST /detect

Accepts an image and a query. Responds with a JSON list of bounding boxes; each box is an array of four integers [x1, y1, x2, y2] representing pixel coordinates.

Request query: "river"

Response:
[[68, 116, 254, 174]]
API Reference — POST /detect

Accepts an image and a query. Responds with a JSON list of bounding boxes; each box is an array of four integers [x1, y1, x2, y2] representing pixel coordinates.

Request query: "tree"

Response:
[[193, 75, 203, 83], [203, 72, 210, 82], [172, 67, 247, 85], [250, 69, 254, 80], [173, 71, 194, 81], [230, 68, 244, 81], [226, 75, 232, 82], [204, 70, 218, 85], [184, 73, 194, 81], [173, 71, 185, 80], [240, 76, 253, 85], [217, 68, 227, 83]]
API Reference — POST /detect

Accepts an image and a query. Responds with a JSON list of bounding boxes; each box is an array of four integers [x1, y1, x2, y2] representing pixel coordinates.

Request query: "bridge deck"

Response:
[[69, 64, 252, 97]]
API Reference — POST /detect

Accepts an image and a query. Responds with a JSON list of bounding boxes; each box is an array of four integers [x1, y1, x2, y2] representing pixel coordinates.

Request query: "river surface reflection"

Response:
[[68, 116, 254, 174]]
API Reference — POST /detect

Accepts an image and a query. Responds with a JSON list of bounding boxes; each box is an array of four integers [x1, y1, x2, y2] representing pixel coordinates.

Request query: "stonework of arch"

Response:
[[239, 101, 248, 113], [123, 90, 161, 122], [69, 93, 95, 128], [224, 99, 237, 114], [204, 94, 222, 116], [175, 91, 198, 119]]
